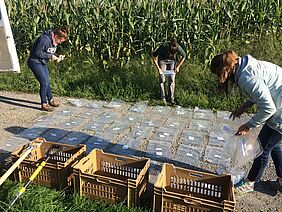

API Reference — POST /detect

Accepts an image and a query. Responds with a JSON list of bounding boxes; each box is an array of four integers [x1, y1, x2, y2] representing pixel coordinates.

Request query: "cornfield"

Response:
[[5, 0, 282, 64]]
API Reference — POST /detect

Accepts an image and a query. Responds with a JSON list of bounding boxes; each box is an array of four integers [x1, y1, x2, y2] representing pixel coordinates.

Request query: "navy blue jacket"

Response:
[[29, 30, 57, 64]]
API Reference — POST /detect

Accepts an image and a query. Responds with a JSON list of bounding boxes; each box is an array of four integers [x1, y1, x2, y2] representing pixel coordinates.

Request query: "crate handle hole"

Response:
[[96, 178, 111, 184], [115, 157, 126, 162], [183, 197, 202, 205], [189, 173, 204, 178]]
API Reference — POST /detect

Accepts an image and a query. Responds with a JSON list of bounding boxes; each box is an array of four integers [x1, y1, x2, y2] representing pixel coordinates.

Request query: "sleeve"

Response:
[[152, 46, 162, 57], [239, 76, 276, 128], [178, 45, 186, 59], [32, 36, 53, 59]]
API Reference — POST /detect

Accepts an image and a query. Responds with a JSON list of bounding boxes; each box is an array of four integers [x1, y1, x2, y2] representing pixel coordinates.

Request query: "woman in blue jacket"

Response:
[[211, 51, 282, 194], [28, 27, 68, 112]]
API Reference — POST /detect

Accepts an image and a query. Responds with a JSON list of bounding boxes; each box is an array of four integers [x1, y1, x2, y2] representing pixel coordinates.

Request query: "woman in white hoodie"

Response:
[[210, 51, 282, 194]]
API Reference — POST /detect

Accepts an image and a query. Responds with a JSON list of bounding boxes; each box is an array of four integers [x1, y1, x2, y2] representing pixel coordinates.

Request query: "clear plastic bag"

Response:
[[223, 134, 263, 168]]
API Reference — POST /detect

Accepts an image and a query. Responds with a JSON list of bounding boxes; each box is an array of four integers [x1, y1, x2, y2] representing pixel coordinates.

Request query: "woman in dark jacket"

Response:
[[28, 27, 68, 112]]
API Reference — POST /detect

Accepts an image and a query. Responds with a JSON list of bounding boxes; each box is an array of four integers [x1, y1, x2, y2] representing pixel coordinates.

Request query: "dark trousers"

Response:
[[248, 124, 282, 181], [28, 59, 53, 104]]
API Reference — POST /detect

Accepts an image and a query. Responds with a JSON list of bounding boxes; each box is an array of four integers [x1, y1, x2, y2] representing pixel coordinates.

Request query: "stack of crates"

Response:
[[11, 138, 86, 190], [73, 149, 150, 208], [153, 163, 235, 212]]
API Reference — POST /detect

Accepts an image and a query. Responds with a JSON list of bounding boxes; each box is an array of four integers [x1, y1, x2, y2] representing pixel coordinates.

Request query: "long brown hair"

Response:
[[210, 51, 238, 93]]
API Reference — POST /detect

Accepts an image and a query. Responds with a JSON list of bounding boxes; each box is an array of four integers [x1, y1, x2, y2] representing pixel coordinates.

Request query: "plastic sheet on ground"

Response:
[[108, 137, 143, 156], [83, 136, 110, 153], [56, 117, 86, 130], [103, 99, 126, 109], [140, 116, 166, 128], [150, 106, 172, 116], [194, 107, 215, 121], [128, 101, 148, 113], [67, 98, 105, 109], [179, 130, 207, 147], [2, 137, 30, 152], [173, 106, 193, 118], [40, 128, 70, 142], [188, 119, 213, 132], [162, 117, 187, 130], [174, 144, 202, 167], [16, 127, 48, 140], [82, 120, 112, 132], [149, 127, 180, 143], [126, 126, 154, 140], [204, 146, 230, 165], [57, 131, 90, 145], [145, 140, 173, 161]]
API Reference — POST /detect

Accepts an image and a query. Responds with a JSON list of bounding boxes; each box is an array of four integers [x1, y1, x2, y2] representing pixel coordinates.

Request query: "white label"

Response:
[[156, 152, 163, 156], [122, 145, 129, 149], [186, 153, 193, 157], [51, 133, 57, 136], [159, 134, 165, 138], [163, 133, 169, 136], [156, 148, 162, 151], [188, 136, 195, 140], [217, 137, 224, 141], [214, 154, 221, 158]]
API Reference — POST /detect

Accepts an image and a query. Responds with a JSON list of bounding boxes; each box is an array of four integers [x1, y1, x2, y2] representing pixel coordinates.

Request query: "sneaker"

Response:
[[266, 179, 282, 192], [169, 99, 176, 105], [234, 178, 254, 195], [41, 103, 53, 112], [161, 98, 167, 105], [49, 98, 60, 107]]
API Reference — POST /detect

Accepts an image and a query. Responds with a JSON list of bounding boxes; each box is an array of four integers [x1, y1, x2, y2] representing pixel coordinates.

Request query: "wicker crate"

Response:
[[153, 163, 235, 212], [73, 149, 150, 207], [11, 138, 86, 190]]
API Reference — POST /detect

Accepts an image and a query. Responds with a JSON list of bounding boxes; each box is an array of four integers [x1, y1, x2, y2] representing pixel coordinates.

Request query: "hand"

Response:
[[51, 54, 60, 61], [158, 68, 163, 75], [235, 124, 250, 135], [229, 106, 246, 121], [56, 54, 65, 63], [175, 67, 180, 73]]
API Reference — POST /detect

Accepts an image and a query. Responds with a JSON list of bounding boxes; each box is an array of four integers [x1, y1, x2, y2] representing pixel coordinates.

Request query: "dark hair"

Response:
[[169, 38, 178, 54], [53, 26, 68, 39]]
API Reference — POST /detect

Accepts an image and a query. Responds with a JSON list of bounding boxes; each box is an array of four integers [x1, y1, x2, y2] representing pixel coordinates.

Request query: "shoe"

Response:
[[49, 98, 60, 107], [234, 178, 254, 195], [170, 99, 176, 105], [161, 98, 167, 105], [266, 179, 282, 192], [41, 103, 53, 112]]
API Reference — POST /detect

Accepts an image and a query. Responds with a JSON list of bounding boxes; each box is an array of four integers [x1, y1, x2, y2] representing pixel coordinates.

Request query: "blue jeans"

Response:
[[247, 124, 282, 181], [28, 59, 53, 104]]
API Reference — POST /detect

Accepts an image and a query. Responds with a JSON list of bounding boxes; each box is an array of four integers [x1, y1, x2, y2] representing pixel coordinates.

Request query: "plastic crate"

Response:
[[11, 138, 86, 190], [153, 163, 235, 212], [73, 149, 150, 207]]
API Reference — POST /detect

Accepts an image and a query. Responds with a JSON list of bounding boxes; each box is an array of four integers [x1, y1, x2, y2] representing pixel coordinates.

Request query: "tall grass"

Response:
[[5, 0, 282, 64]]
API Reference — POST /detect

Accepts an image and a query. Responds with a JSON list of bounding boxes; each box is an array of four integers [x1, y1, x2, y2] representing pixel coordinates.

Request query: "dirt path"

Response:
[[0, 91, 281, 211]]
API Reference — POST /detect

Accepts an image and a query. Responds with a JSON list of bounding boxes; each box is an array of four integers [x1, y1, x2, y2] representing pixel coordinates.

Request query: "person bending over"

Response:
[[211, 51, 282, 194], [28, 26, 68, 112], [152, 38, 186, 105]]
